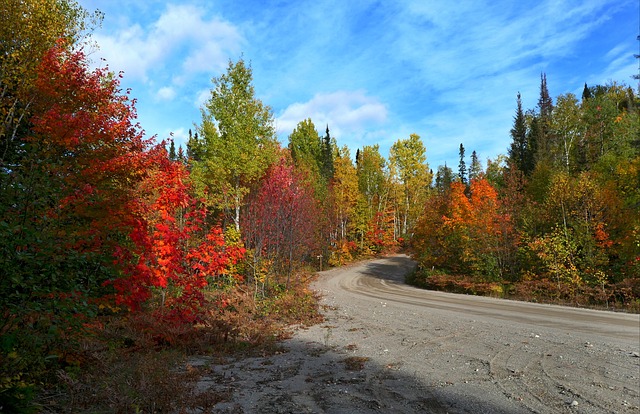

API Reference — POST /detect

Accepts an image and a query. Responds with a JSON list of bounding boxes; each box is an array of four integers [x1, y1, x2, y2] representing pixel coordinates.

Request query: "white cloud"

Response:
[[194, 89, 210, 109], [276, 90, 388, 139], [156, 86, 176, 101], [90, 4, 243, 83]]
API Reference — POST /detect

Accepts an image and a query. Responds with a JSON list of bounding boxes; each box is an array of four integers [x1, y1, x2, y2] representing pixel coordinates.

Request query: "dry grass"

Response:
[[343, 356, 369, 371], [34, 278, 322, 413]]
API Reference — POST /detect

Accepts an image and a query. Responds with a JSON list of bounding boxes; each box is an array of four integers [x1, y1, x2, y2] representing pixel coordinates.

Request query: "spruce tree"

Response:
[[508, 92, 529, 173], [536, 73, 554, 163], [321, 125, 334, 181], [168, 139, 176, 160], [458, 143, 467, 184], [469, 150, 482, 180], [186, 129, 203, 162], [582, 83, 592, 102]]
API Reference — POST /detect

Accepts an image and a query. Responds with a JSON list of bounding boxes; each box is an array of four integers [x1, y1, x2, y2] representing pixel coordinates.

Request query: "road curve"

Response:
[[336, 254, 639, 343], [313, 254, 640, 413]]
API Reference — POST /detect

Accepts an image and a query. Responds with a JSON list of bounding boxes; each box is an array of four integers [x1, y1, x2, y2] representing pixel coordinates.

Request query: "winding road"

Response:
[[310, 254, 640, 413], [338, 255, 639, 342], [202, 254, 640, 413]]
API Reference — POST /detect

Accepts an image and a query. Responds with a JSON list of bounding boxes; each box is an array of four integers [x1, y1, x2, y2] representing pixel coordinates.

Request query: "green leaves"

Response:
[[194, 58, 278, 230]]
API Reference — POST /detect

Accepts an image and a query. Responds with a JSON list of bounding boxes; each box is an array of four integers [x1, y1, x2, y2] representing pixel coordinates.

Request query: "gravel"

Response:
[[189, 255, 640, 413]]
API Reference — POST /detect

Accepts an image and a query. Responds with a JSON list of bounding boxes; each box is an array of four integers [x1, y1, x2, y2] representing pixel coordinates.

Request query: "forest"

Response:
[[1, 0, 638, 412]]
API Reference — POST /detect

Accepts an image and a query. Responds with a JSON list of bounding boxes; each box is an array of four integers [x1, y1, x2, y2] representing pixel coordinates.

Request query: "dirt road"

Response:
[[197, 255, 640, 413]]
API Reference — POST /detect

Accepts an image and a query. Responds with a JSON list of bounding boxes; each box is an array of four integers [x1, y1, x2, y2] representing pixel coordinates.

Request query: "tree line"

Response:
[[413, 74, 639, 307]]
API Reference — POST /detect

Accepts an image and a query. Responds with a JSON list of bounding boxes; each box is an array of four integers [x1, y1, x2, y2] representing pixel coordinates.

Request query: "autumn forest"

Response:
[[1, 1, 639, 411]]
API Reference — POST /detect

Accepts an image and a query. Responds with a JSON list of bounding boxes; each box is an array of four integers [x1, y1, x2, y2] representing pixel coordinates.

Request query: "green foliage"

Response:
[[194, 58, 279, 230], [288, 118, 329, 200], [389, 133, 431, 237]]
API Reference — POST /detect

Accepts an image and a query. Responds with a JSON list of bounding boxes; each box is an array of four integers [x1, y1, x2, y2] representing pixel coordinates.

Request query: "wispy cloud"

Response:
[[78, 0, 636, 167], [156, 86, 176, 101], [276, 91, 388, 142]]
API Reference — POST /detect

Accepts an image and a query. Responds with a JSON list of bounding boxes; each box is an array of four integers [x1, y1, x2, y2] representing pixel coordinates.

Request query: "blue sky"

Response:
[[77, 0, 638, 169]]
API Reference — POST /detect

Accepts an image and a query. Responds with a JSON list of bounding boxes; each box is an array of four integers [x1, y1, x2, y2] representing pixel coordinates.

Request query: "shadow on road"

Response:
[[360, 254, 417, 284], [197, 333, 525, 414]]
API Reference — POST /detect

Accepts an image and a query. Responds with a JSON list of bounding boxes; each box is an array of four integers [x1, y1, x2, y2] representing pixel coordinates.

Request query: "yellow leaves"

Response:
[[528, 227, 583, 287]]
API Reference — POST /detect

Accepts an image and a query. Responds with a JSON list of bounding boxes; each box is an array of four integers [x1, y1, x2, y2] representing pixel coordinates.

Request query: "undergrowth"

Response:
[[407, 268, 640, 313], [5, 276, 322, 413]]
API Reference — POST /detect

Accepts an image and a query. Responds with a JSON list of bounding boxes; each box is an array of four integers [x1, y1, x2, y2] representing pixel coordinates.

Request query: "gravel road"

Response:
[[194, 254, 640, 413]]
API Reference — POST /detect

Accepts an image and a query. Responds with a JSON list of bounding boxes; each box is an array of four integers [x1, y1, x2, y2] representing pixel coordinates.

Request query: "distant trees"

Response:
[[412, 73, 639, 306]]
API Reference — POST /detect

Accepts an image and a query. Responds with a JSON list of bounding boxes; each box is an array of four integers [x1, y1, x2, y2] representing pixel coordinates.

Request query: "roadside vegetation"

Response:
[[1, 1, 637, 412]]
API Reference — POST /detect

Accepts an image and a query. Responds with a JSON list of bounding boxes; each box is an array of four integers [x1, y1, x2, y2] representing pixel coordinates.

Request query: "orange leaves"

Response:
[[442, 181, 472, 227], [443, 179, 502, 235], [437, 178, 513, 278]]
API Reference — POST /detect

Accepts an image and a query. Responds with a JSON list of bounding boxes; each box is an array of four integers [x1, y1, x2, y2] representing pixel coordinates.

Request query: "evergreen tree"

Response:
[[536, 73, 554, 162], [538, 73, 553, 119], [186, 129, 203, 162], [582, 83, 592, 102], [177, 145, 186, 163], [435, 163, 453, 193], [168, 139, 176, 160], [508, 92, 530, 173], [321, 125, 335, 181], [458, 143, 467, 184], [469, 150, 482, 180]]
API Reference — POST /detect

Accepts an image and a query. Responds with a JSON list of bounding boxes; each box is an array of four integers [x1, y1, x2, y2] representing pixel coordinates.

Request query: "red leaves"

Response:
[[23, 40, 151, 254], [242, 153, 318, 278], [109, 153, 244, 320], [19, 41, 246, 323]]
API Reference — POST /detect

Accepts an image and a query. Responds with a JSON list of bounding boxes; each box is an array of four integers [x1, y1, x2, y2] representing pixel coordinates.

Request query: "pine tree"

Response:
[[168, 139, 176, 160], [321, 125, 334, 181], [458, 143, 467, 184], [508, 92, 530, 174], [469, 150, 482, 180]]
